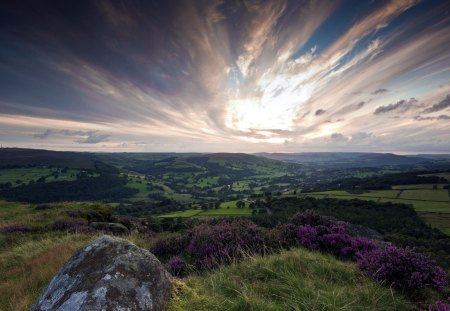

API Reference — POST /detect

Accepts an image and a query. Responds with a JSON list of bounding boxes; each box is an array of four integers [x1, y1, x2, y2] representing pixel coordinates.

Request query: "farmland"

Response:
[[305, 185, 450, 234]]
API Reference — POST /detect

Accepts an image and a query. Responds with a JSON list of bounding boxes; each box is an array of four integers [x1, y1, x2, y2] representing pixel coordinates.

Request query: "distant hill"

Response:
[[100, 152, 296, 177], [0, 148, 116, 172], [256, 152, 431, 168]]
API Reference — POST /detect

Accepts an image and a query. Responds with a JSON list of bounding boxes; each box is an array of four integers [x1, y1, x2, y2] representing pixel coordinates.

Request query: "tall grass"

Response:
[[0, 233, 94, 311], [168, 248, 415, 311]]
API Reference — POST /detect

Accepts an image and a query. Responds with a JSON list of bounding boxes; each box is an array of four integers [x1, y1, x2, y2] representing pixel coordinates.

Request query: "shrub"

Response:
[[52, 220, 90, 233], [267, 223, 298, 249], [165, 255, 187, 277], [150, 233, 191, 258], [319, 233, 378, 260], [0, 224, 34, 234], [188, 219, 265, 269], [357, 246, 448, 290], [290, 210, 333, 227]]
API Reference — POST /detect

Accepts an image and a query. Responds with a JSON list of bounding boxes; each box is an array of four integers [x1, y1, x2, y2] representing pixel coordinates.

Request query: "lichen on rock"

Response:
[[30, 235, 171, 311]]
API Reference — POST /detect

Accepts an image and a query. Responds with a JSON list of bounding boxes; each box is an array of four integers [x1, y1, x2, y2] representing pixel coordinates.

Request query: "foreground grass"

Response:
[[0, 233, 94, 311], [168, 248, 414, 311]]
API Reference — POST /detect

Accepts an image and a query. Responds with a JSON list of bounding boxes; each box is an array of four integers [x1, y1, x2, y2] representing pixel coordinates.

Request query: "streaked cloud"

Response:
[[0, 0, 449, 152]]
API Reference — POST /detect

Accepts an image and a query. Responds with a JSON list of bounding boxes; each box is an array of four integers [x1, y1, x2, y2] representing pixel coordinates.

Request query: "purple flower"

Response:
[[165, 255, 187, 277], [52, 220, 90, 232], [150, 233, 191, 258], [188, 219, 265, 269], [428, 298, 450, 311], [297, 224, 319, 250], [0, 224, 34, 234], [357, 246, 448, 290]]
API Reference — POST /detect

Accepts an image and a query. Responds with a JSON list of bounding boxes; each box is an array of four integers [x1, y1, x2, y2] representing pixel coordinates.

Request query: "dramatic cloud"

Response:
[[0, 0, 449, 152]]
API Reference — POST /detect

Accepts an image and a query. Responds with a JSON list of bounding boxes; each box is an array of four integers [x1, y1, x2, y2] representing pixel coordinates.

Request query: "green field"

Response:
[[399, 189, 449, 202], [419, 212, 450, 235], [160, 200, 254, 218], [195, 176, 219, 188], [305, 185, 450, 234]]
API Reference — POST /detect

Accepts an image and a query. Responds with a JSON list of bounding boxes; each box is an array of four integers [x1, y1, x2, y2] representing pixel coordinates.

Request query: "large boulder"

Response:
[[30, 235, 171, 311], [89, 222, 130, 235]]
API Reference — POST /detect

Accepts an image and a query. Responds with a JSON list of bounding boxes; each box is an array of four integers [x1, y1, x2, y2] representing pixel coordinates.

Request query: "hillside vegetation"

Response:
[[168, 248, 413, 311]]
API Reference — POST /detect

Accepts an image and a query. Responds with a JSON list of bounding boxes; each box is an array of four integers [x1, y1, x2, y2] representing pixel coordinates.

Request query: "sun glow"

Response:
[[226, 80, 315, 140]]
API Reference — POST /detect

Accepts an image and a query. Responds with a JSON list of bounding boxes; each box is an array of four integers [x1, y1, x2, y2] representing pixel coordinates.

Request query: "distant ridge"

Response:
[[255, 152, 434, 168]]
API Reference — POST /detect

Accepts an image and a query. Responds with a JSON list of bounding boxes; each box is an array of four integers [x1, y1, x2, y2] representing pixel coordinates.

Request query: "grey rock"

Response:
[[110, 215, 150, 234], [90, 222, 130, 235], [30, 235, 171, 311]]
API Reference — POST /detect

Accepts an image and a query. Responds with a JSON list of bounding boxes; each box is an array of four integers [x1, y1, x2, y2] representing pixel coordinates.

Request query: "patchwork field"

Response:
[[305, 185, 450, 234]]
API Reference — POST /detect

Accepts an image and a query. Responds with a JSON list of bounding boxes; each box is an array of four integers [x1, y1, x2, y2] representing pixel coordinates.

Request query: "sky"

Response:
[[0, 0, 449, 153]]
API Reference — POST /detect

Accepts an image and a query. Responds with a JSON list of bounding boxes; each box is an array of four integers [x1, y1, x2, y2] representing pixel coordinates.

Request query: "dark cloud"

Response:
[[330, 132, 348, 142], [372, 88, 389, 95], [30, 129, 53, 139], [315, 109, 326, 116], [423, 95, 450, 113], [76, 133, 110, 144], [374, 98, 418, 115], [30, 129, 109, 144], [60, 130, 96, 136], [414, 114, 450, 121]]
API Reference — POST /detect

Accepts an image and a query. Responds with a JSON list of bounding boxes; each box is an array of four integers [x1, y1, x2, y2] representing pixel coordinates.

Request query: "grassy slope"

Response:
[[0, 233, 94, 311], [168, 248, 414, 311]]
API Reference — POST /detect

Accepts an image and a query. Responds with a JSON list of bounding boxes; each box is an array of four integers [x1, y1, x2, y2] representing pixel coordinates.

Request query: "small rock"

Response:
[[30, 235, 171, 311]]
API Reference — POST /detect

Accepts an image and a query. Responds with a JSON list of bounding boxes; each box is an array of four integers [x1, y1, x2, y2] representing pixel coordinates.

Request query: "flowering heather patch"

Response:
[[188, 219, 265, 269], [52, 220, 90, 233], [165, 255, 187, 277], [429, 298, 450, 311], [357, 246, 448, 290], [0, 224, 34, 234], [297, 224, 319, 250], [150, 233, 191, 258]]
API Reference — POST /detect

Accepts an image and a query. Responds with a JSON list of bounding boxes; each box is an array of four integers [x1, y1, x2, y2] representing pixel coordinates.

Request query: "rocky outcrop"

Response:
[[89, 222, 130, 235], [110, 215, 150, 234], [30, 235, 171, 311]]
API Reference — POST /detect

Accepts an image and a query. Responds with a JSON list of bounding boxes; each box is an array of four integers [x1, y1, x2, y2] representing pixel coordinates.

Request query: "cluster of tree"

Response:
[[252, 197, 450, 269], [0, 174, 137, 203], [305, 172, 445, 191]]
